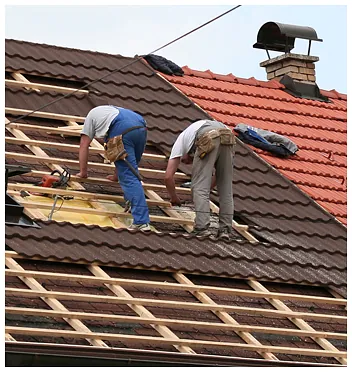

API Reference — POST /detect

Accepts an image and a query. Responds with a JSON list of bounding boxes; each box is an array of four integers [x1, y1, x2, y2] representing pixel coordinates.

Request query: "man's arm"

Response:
[[76, 134, 92, 178], [164, 157, 181, 206]]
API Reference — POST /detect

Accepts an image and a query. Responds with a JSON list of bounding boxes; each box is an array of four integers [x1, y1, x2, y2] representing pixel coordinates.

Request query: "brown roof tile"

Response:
[[5, 220, 346, 290]]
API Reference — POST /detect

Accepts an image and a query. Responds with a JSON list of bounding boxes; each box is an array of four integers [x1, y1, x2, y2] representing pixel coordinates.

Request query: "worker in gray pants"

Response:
[[165, 119, 235, 239]]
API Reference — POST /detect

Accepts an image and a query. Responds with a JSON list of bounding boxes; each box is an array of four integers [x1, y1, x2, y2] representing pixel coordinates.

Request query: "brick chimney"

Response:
[[260, 53, 318, 84]]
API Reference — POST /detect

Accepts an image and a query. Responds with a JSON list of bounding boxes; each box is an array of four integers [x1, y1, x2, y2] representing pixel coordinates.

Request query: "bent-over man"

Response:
[[164, 119, 235, 239], [76, 105, 151, 232]]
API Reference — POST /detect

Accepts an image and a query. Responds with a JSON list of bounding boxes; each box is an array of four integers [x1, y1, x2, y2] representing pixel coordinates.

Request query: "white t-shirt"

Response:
[[81, 105, 120, 139], [169, 120, 207, 159]]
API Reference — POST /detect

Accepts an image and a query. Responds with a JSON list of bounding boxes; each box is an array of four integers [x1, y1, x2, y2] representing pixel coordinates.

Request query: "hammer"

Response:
[[116, 149, 142, 181]]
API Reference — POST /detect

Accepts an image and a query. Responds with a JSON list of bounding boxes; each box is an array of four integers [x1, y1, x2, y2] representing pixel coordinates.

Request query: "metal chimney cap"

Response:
[[253, 21, 323, 54]]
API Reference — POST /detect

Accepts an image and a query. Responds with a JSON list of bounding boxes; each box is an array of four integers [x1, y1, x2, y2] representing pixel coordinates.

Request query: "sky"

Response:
[[3, 1, 348, 93]]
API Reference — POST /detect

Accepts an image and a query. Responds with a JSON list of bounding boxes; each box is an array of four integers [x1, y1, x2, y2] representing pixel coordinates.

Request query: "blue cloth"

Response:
[[106, 107, 150, 224], [247, 128, 271, 145]]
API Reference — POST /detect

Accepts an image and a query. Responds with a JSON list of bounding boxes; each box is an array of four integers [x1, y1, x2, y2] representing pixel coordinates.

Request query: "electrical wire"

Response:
[[5, 5, 242, 126]]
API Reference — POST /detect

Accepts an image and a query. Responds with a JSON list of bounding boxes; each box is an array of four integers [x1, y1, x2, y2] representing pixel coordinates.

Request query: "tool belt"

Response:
[[195, 127, 236, 159], [104, 125, 145, 163]]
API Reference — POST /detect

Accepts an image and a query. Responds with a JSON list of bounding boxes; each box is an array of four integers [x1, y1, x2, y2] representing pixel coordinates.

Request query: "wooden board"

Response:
[[6, 288, 346, 322]]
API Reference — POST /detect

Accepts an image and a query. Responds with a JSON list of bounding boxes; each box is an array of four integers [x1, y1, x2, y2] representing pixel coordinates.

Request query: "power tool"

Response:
[[36, 169, 71, 188]]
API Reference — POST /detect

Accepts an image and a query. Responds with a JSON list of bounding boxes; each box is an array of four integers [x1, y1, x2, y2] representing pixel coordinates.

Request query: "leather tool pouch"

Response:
[[218, 128, 236, 145], [195, 128, 236, 159], [104, 135, 127, 163]]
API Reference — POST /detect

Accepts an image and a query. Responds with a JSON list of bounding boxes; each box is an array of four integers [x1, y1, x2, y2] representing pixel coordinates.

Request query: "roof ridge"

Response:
[[182, 65, 284, 89], [5, 38, 131, 60], [182, 65, 347, 99]]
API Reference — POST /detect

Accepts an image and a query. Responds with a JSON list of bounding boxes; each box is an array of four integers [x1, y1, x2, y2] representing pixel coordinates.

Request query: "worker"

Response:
[[76, 105, 151, 232], [164, 119, 235, 239]]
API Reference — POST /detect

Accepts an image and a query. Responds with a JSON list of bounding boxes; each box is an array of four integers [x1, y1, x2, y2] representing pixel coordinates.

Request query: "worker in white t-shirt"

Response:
[[77, 105, 150, 232], [165, 119, 235, 240]]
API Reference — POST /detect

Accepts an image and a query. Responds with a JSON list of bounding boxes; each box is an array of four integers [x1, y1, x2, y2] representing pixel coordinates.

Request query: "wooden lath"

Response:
[[5, 326, 347, 358], [5, 78, 89, 95], [5, 256, 347, 362], [5, 257, 108, 348], [5, 107, 85, 123], [87, 265, 195, 354], [26, 170, 192, 193], [7, 198, 194, 225], [5, 268, 346, 306], [5, 152, 188, 180], [247, 280, 347, 365], [6, 307, 345, 340], [10, 72, 40, 92], [7, 184, 171, 208], [6, 288, 346, 322]]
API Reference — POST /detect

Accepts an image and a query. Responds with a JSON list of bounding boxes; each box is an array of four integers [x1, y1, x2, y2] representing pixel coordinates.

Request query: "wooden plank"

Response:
[[6, 288, 346, 322], [6, 136, 167, 161], [5, 107, 86, 123], [5, 257, 107, 348], [248, 280, 347, 365], [144, 189, 194, 233], [5, 135, 167, 161], [5, 268, 346, 306], [11, 72, 40, 92], [5, 79, 89, 95], [5, 152, 189, 179], [5, 122, 82, 136], [7, 184, 171, 208], [173, 273, 277, 361], [23, 170, 192, 193], [5, 333, 16, 341], [88, 265, 194, 354], [5, 326, 347, 358], [12, 199, 194, 225], [6, 306, 346, 340]]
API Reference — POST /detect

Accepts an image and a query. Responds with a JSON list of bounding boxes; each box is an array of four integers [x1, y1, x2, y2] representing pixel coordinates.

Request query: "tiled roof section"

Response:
[[5, 39, 347, 291], [5, 39, 204, 147], [161, 66, 347, 225], [5, 221, 347, 291]]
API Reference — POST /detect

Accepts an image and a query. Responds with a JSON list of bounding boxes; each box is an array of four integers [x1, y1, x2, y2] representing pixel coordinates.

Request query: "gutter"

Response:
[[6, 342, 337, 367]]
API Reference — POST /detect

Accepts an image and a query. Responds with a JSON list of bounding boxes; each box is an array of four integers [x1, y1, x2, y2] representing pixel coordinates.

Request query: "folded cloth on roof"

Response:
[[234, 123, 298, 158], [142, 54, 184, 76]]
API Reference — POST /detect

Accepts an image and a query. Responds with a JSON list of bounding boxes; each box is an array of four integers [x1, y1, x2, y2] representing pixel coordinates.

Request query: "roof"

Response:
[[160, 67, 347, 226], [5, 38, 347, 292], [4, 39, 347, 365]]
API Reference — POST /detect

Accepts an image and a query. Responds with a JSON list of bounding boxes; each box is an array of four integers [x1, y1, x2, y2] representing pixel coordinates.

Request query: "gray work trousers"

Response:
[[191, 122, 235, 230]]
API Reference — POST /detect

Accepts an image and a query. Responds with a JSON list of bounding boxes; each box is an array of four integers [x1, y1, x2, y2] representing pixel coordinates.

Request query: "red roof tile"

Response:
[[161, 68, 347, 224]]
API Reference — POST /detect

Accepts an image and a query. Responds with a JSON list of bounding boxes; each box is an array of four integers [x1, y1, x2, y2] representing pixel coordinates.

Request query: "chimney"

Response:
[[253, 22, 322, 84], [253, 22, 330, 102], [260, 53, 318, 84]]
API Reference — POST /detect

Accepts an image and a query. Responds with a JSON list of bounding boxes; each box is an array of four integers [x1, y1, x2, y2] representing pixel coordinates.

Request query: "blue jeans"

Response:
[[107, 112, 150, 225]]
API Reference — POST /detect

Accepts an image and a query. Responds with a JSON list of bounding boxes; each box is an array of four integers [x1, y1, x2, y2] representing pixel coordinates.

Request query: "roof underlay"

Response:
[[4, 39, 347, 366]]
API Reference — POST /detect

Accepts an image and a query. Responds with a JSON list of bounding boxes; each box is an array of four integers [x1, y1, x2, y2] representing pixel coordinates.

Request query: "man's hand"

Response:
[[106, 174, 118, 182], [76, 172, 88, 178], [170, 196, 182, 207]]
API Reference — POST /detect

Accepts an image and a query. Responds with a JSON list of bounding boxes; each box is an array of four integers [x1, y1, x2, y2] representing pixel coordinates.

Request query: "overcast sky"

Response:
[[4, 1, 348, 93]]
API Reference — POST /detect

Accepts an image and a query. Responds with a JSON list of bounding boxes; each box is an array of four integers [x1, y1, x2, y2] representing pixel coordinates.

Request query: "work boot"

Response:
[[191, 228, 212, 238], [128, 223, 151, 232], [217, 226, 232, 241]]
